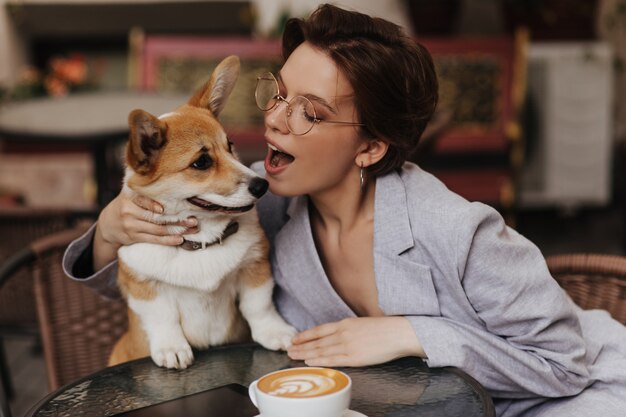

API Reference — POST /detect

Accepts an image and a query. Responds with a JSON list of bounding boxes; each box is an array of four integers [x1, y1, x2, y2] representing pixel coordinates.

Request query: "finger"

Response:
[[139, 208, 165, 224], [134, 232, 184, 246], [304, 354, 352, 368], [125, 202, 167, 225], [132, 220, 188, 237], [182, 226, 199, 235], [288, 342, 343, 361], [292, 323, 338, 345], [179, 217, 198, 228], [289, 333, 339, 353], [121, 199, 160, 223], [132, 195, 163, 214]]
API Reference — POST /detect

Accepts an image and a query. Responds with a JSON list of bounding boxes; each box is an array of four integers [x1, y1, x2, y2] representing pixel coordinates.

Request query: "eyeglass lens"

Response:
[[255, 73, 317, 135]]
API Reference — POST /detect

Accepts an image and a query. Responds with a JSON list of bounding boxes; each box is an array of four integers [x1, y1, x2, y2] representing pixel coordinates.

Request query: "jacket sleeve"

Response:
[[407, 203, 590, 399], [62, 222, 121, 299]]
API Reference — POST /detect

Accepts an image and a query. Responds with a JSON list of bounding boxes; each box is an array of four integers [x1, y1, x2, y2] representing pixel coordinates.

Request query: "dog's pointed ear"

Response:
[[188, 55, 240, 117], [127, 109, 167, 175]]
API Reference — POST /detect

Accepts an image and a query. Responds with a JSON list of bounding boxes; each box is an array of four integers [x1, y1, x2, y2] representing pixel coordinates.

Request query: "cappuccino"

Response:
[[258, 367, 350, 398]]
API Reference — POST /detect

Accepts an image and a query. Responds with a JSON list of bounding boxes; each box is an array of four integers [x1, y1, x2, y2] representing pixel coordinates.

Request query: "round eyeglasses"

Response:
[[255, 72, 365, 136]]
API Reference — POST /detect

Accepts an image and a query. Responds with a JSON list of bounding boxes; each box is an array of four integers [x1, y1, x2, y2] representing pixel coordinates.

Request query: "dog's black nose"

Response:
[[248, 177, 269, 198]]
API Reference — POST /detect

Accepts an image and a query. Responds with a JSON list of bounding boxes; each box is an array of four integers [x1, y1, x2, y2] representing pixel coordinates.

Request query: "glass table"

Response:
[[26, 343, 494, 417]]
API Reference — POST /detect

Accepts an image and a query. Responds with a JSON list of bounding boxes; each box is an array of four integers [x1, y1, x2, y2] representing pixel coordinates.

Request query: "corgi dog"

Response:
[[109, 55, 296, 369]]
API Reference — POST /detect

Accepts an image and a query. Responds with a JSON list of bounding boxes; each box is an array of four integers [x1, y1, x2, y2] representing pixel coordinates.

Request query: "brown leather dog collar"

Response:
[[179, 221, 239, 251]]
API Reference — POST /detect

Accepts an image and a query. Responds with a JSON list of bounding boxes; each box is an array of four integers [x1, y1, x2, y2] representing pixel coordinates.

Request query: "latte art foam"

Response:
[[258, 368, 349, 398], [266, 374, 337, 397]]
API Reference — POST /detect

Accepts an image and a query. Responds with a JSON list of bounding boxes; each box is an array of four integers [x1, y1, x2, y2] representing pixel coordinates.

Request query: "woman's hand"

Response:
[[287, 316, 426, 367], [93, 192, 198, 270]]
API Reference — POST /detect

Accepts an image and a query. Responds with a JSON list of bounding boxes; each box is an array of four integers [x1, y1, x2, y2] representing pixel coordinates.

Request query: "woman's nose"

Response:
[[265, 100, 289, 134]]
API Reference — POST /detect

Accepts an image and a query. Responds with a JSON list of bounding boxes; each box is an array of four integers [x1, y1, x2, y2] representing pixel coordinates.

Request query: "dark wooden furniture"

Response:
[[415, 30, 529, 220]]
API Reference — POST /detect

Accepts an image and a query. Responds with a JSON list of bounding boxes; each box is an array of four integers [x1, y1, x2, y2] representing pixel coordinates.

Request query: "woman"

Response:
[[64, 4, 626, 416]]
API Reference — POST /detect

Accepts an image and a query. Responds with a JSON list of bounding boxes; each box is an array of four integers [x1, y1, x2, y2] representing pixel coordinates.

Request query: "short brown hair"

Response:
[[282, 4, 438, 177]]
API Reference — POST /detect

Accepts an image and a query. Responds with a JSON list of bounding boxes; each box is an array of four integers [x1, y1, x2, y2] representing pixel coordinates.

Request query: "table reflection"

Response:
[[27, 344, 493, 417]]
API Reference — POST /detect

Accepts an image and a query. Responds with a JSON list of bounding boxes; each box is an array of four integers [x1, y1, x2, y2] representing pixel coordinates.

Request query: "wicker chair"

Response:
[[0, 208, 95, 333], [0, 207, 97, 399], [0, 223, 128, 391], [546, 253, 626, 325]]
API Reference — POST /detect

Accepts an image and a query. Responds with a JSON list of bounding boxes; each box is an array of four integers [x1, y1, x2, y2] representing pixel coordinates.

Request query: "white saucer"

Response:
[[344, 410, 367, 417], [254, 410, 366, 417]]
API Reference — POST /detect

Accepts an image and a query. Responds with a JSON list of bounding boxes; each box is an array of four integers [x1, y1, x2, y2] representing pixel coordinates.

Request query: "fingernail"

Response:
[[186, 218, 197, 226], [155, 205, 163, 214]]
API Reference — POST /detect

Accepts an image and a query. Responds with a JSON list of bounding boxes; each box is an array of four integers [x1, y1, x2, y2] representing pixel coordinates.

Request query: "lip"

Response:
[[265, 137, 288, 154], [186, 197, 254, 214], [264, 138, 292, 176]]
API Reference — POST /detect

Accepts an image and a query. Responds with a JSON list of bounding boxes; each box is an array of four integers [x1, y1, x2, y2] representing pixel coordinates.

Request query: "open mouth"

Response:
[[267, 143, 295, 168], [186, 197, 254, 213]]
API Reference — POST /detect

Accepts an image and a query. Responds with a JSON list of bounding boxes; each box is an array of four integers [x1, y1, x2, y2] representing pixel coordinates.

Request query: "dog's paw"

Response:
[[151, 343, 194, 369], [253, 322, 298, 351]]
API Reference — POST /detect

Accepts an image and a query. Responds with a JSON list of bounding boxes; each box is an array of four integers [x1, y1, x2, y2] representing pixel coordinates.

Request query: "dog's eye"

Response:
[[191, 154, 213, 170]]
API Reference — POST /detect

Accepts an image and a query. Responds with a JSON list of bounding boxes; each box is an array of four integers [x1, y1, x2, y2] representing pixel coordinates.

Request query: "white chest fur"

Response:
[[118, 216, 264, 292]]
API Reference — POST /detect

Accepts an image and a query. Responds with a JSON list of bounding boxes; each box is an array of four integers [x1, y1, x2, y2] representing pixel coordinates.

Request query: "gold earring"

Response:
[[360, 162, 366, 190]]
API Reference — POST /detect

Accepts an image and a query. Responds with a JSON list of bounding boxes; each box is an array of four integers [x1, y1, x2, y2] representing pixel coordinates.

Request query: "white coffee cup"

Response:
[[248, 367, 351, 417]]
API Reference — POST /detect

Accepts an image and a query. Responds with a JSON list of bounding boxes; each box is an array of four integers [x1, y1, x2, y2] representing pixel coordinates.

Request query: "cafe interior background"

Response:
[[0, 0, 625, 415]]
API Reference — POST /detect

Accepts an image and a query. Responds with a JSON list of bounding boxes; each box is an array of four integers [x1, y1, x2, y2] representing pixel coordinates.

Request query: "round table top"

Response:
[[26, 344, 493, 417], [0, 91, 188, 141]]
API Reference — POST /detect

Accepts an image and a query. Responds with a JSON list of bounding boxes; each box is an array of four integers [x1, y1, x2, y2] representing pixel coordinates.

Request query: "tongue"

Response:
[[271, 151, 295, 167]]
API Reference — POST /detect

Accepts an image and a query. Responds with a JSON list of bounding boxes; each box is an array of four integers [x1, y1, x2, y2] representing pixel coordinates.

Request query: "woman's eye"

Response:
[[191, 154, 213, 170], [304, 110, 317, 122], [227, 140, 234, 153]]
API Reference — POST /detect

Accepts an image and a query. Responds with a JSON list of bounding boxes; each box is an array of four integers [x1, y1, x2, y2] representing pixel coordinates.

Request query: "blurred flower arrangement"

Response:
[[3, 53, 101, 101]]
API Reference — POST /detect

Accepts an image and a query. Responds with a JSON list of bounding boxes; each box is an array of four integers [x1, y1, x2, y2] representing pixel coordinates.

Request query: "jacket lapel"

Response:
[[273, 168, 439, 323], [373, 170, 441, 316], [273, 196, 356, 324], [373, 170, 414, 255]]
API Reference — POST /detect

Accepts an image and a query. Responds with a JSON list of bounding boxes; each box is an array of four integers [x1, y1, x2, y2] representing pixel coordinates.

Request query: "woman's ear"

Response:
[[356, 139, 389, 167]]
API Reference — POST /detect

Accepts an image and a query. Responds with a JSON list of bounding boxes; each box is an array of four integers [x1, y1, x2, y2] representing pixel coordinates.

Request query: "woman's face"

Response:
[[263, 42, 364, 197]]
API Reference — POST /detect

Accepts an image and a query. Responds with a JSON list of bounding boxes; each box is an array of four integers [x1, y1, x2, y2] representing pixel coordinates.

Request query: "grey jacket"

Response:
[[64, 162, 626, 417]]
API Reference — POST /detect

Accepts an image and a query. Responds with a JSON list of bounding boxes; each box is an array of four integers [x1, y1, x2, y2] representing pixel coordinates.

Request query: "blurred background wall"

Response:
[[0, 0, 624, 234], [1, 2, 625, 415]]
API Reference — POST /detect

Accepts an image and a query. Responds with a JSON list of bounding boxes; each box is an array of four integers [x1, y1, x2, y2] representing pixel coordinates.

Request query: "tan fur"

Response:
[[109, 56, 295, 369], [109, 262, 154, 365], [217, 299, 251, 346], [109, 309, 150, 366], [126, 106, 242, 194], [117, 260, 156, 300], [240, 236, 272, 288]]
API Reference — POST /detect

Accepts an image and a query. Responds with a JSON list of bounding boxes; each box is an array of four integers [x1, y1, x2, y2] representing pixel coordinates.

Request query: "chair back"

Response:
[[30, 225, 128, 390], [128, 30, 282, 165], [0, 208, 95, 333], [546, 253, 626, 325], [414, 29, 529, 218]]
